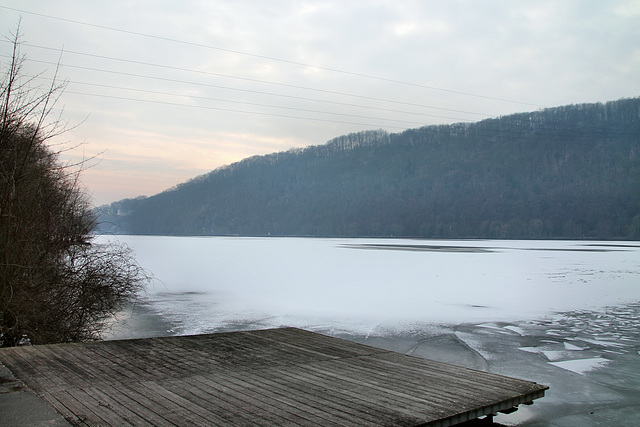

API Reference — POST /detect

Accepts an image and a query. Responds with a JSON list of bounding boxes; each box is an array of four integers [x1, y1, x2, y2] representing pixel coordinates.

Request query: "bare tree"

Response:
[[1, 28, 147, 346]]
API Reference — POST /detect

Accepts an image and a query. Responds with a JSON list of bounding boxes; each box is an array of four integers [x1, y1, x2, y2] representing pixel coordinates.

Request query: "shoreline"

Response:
[[103, 299, 178, 341]]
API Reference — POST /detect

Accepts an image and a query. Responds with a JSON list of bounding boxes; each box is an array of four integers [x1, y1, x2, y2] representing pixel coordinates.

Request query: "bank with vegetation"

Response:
[[98, 98, 640, 240]]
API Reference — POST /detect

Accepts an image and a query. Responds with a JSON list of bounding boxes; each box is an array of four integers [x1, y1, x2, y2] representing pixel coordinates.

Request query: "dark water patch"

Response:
[[583, 243, 640, 248], [153, 290, 210, 299], [521, 247, 624, 252], [339, 244, 494, 253], [104, 298, 178, 340], [339, 243, 629, 253]]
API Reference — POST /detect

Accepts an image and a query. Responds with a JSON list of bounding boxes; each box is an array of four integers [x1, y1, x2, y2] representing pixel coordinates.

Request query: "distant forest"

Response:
[[97, 98, 640, 239]]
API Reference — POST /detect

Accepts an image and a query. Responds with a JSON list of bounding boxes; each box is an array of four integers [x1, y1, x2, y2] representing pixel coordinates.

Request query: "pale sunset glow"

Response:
[[1, 1, 638, 205]]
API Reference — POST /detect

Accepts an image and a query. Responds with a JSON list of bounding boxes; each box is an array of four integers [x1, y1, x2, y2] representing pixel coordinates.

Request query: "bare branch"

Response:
[[1, 28, 148, 347]]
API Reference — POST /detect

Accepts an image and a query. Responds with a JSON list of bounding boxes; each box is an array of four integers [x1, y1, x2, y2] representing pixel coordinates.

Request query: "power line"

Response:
[[56, 82, 640, 141], [5, 54, 476, 122], [6, 55, 632, 140], [4, 49, 628, 141], [4, 41, 493, 118], [64, 91, 416, 130], [0, 5, 544, 108], [9, 54, 463, 120], [61, 80, 441, 126], [72, 87, 638, 149], [6, 55, 489, 123], [71, 79, 639, 139]]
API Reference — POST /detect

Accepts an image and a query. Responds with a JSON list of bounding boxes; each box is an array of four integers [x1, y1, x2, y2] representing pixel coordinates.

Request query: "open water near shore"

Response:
[[103, 236, 640, 426]]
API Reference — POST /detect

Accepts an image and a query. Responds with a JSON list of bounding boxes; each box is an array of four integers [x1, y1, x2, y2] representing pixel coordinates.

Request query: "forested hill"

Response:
[[97, 98, 640, 239]]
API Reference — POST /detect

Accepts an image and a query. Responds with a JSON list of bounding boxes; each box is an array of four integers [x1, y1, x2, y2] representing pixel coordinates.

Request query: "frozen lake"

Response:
[[104, 236, 640, 426]]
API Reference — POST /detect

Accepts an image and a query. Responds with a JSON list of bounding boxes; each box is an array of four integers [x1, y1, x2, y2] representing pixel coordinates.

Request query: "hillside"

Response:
[[96, 98, 640, 239]]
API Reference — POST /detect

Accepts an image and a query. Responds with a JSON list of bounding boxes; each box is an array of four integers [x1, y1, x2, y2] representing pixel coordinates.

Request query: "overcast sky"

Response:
[[1, 1, 639, 205]]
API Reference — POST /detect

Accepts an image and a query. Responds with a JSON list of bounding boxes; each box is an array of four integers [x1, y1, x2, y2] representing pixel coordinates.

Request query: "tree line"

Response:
[[97, 97, 640, 240]]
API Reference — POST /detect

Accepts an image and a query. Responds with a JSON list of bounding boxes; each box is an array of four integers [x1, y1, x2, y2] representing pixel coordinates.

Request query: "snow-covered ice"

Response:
[[101, 236, 640, 426], [102, 236, 639, 333]]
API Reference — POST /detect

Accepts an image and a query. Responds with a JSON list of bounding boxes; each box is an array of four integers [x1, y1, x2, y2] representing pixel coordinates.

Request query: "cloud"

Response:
[[1, 0, 638, 205]]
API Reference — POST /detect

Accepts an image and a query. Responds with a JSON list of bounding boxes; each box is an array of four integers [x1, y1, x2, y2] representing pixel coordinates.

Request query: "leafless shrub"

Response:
[[1, 27, 147, 346]]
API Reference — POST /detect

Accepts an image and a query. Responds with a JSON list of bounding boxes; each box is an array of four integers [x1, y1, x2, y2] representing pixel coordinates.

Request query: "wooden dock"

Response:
[[0, 327, 547, 426]]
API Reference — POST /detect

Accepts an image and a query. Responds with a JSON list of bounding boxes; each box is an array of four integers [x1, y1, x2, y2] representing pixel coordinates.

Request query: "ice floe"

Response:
[[563, 342, 584, 351], [504, 325, 525, 335], [550, 357, 611, 374]]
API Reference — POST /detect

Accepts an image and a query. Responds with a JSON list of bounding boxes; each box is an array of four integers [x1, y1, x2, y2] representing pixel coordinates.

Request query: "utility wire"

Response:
[[8, 55, 633, 139], [8, 54, 477, 122], [62, 80, 444, 125], [9, 54, 474, 120], [63, 87, 640, 140], [65, 91, 416, 130], [63, 76, 640, 140], [2, 55, 631, 139], [3, 41, 493, 117], [0, 5, 544, 108]]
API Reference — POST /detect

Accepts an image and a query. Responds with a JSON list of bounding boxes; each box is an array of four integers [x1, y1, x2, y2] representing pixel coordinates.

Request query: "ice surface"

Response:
[[564, 342, 584, 351], [578, 337, 627, 347], [100, 236, 640, 334], [505, 325, 526, 335], [550, 358, 611, 374], [542, 350, 569, 362]]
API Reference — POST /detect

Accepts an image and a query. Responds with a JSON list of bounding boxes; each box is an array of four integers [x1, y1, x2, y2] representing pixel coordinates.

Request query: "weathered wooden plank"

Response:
[[107, 381, 197, 426], [173, 375, 301, 426], [207, 368, 366, 427], [375, 350, 520, 385], [51, 342, 136, 385], [43, 389, 108, 426], [248, 366, 402, 426], [160, 357, 317, 427], [0, 347, 52, 393], [72, 336, 340, 422], [128, 380, 220, 426], [204, 330, 337, 368], [246, 327, 389, 359], [142, 381, 244, 425], [331, 354, 544, 419], [37, 391, 89, 426], [99, 339, 192, 380], [264, 364, 421, 426], [360, 352, 548, 422], [81, 341, 158, 377], [6, 345, 81, 394], [242, 368, 403, 426], [344, 350, 530, 396], [190, 368, 345, 426], [327, 355, 492, 406], [65, 386, 140, 426], [29, 344, 98, 387], [369, 351, 546, 400], [42, 343, 179, 425], [187, 374, 320, 426], [271, 362, 456, 421], [87, 384, 178, 427], [22, 345, 139, 425], [0, 327, 547, 426], [152, 334, 268, 371], [292, 362, 453, 421]]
